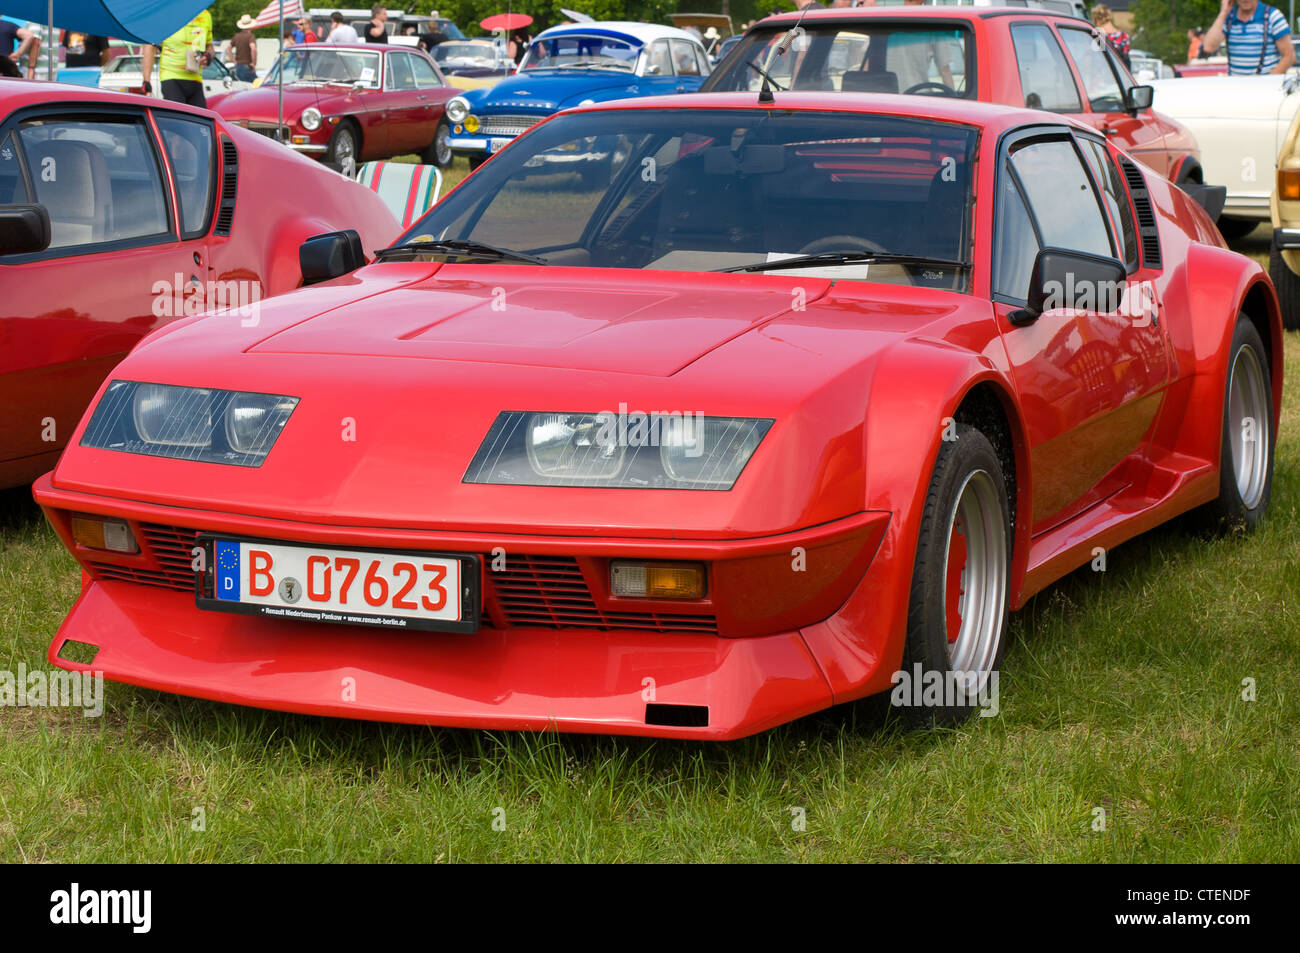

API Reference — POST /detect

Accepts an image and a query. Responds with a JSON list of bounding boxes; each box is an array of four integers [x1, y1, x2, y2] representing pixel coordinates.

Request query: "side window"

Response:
[[1009, 138, 1114, 259], [1010, 23, 1082, 112], [1078, 137, 1138, 269], [670, 39, 700, 76], [387, 52, 416, 90], [155, 114, 216, 239], [410, 54, 443, 88], [648, 40, 673, 76], [694, 44, 711, 76], [0, 130, 31, 204], [995, 169, 1040, 300], [1058, 28, 1124, 113], [15, 117, 169, 250]]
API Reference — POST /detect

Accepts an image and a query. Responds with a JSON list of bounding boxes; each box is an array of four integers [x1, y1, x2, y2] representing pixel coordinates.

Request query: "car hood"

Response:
[[467, 69, 641, 111], [1151, 75, 1300, 120], [212, 84, 360, 120]]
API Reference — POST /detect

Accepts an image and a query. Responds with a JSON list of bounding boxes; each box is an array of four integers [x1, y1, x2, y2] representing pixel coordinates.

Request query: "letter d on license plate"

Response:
[[196, 536, 479, 633]]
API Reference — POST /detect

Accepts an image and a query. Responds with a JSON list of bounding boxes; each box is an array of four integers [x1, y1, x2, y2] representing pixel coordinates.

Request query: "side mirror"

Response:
[[1180, 181, 1227, 221], [645, 63, 661, 75], [299, 229, 365, 285], [0, 204, 51, 255], [1010, 247, 1127, 325], [1125, 84, 1154, 112]]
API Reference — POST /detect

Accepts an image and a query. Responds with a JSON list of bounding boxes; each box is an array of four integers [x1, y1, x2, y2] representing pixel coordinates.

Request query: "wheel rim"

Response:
[[1227, 343, 1269, 510], [943, 469, 1008, 692], [335, 131, 356, 177], [435, 123, 451, 165]]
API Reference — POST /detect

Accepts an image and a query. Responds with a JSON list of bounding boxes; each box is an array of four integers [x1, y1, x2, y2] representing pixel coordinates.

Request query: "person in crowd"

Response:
[[417, 27, 447, 52], [325, 11, 358, 43], [366, 5, 388, 43], [0, 19, 41, 78], [793, 0, 826, 9], [508, 28, 530, 65], [229, 15, 257, 82], [1203, 0, 1294, 74], [1091, 4, 1131, 68], [294, 16, 317, 43], [1187, 26, 1205, 62], [62, 31, 109, 68], [283, 27, 296, 48], [141, 8, 213, 104]]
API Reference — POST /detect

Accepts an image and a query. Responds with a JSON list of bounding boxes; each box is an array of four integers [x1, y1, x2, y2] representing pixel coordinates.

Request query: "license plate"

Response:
[[195, 536, 478, 633], [488, 137, 512, 153]]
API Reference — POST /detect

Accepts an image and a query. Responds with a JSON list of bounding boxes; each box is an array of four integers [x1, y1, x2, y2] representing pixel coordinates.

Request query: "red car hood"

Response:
[[249, 266, 834, 377], [211, 84, 361, 122]]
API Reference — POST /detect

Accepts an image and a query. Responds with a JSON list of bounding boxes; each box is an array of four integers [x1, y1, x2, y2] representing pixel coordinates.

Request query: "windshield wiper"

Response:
[[714, 252, 969, 273], [746, 59, 785, 90], [373, 239, 549, 265]]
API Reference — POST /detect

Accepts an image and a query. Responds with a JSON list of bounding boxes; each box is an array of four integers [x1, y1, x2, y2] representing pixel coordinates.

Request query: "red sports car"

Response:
[[34, 89, 1280, 739], [0, 81, 399, 491], [706, 7, 1208, 188], [209, 44, 461, 174]]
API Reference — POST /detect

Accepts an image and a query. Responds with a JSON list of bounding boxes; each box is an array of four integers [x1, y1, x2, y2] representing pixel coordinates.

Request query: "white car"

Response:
[[1150, 72, 1300, 238], [98, 54, 253, 100]]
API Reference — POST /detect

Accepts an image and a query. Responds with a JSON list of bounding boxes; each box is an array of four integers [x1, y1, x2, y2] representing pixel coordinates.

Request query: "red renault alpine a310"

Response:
[[34, 88, 1280, 739]]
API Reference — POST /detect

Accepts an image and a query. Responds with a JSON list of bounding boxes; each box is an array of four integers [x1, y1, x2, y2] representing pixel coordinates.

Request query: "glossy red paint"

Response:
[[716, 8, 1204, 183], [33, 93, 1282, 739], [0, 82, 400, 490], [209, 45, 460, 165]]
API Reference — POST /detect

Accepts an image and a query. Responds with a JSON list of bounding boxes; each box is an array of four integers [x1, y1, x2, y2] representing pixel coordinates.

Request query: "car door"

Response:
[[381, 50, 425, 156], [668, 39, 709, 92], [409, 50, 453, 133], [991, 130, 1171, 532], [1055, 25, 1168, 177], [1009, 21, 1084, 113], [0, 107, 202, 478], [639, 39, 686, 95]]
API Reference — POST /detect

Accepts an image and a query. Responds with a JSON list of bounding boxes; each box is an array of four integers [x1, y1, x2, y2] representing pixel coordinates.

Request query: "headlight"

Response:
[[300, 106, 322, 131], [464, 115, 480, 133], [464, 411, 772, 490], [446, 97, 469, 123], [81, 381, 299, 467]]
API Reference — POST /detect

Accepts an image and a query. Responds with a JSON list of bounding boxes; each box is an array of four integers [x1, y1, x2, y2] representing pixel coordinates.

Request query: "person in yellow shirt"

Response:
[[140, 9, 214, 107]]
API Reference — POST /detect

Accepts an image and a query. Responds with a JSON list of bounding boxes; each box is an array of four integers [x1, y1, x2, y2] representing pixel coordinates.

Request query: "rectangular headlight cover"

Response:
[[80, 381, 298, 467], [464, 411, 772, 490]]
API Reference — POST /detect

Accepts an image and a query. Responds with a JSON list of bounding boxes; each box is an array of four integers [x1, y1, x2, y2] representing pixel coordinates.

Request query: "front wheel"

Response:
[[899, 424, 1011, 728], [1203, 316, 1274, 531], [1268, 238, 1300, 330], [326, 123, 358, 177], [421, 119, 452, 168], [468, 155, 488, 171]]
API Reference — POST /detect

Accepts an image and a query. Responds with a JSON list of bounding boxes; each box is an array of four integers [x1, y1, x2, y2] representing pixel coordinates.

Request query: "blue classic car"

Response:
[[445, 22, 712, 167]]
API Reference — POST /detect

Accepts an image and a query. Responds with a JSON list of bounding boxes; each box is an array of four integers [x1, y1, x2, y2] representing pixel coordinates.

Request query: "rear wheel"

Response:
[[421, 119, 452, 168], [1268, 238, 1300, 330], [899, 424, 1011, 727], [327, 123, 358, 177], [1203, 316, 1274, 531]]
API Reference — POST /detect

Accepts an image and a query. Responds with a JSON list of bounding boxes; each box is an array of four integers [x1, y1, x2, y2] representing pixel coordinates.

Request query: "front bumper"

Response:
[[34, 475, 890, 740], [447, 134, 512, 155], [1274, 227, 1300, 249]]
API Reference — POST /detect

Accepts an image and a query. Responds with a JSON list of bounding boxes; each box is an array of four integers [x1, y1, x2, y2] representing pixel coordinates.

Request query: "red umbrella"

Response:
[[480, 13, 534, 32]]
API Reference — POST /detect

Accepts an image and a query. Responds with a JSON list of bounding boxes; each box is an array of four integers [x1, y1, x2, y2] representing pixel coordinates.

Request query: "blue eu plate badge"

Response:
[[215, 540, 240, 601]]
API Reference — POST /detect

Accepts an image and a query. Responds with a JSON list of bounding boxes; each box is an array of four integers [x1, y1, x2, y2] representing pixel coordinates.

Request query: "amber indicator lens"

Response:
[[610, 560, 706, 600]]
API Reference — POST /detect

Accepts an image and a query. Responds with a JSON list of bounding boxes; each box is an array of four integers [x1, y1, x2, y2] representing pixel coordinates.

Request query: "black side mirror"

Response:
[[1125, 84, 1154, 113], [1180, 182, 1227, 221], [1010, 247, 1127, 325], [299, 229, 365, 285], [0, 204, 51, 255]]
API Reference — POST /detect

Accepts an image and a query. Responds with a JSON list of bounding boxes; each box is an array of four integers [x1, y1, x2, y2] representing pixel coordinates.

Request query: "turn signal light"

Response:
[[70, 515, 138, 554], [1279, 167, 1300, 201], [610, 560, 706, 600], [464, 115, 480, 133]]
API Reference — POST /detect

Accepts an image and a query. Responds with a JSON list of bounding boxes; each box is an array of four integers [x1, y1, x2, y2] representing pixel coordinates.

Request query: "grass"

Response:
[[0, 230, 1296, 863]]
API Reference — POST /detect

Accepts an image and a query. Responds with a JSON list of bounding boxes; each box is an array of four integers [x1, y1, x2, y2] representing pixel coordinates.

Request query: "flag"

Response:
[[250, 0, 305, 30]]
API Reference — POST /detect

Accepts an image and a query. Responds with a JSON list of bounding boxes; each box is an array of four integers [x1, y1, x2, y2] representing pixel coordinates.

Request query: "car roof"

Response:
[[533, 21, 704, 46], [753, 6, 1078, 25], [567, 89, 1085, 136], [0, 79, 215, 117]]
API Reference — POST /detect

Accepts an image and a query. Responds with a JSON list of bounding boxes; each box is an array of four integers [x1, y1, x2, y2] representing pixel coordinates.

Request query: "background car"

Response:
[[209, 44, 461, 174], [98, 52, 253, 99], [31, 90, 1279, 739], [1150, 73, 1300, 238], [1268, 100, 1300, 328], [0, 81, 399, 490], [706, 8, 1207, 189], [430, 39, 515, 90], [445, 21, 711, 168]]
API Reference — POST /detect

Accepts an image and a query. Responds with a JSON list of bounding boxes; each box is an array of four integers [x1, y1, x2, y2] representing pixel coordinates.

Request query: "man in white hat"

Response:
[[230, 14, 257, 82]]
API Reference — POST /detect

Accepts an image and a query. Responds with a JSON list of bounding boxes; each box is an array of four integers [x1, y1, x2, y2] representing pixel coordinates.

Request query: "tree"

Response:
[[1131, 0, 1225, 65]]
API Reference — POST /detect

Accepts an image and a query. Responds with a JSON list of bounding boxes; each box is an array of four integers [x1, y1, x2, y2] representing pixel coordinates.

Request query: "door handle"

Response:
[[1101, 126, 1117, 137]]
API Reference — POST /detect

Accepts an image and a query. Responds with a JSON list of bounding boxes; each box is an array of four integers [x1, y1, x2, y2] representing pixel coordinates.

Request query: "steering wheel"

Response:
[[904, 81, 956, 96], [797, 235, 887, 256]]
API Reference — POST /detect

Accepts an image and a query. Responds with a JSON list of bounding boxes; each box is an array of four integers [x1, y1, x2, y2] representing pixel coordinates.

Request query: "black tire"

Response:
[[1202, 316, 1274, 532], [326, 122, 359, 177], [898, 424, 1011, 728], [1216, 216, 1258, 242], [1268, 238, 1300, 331], [468, 155, 488, 171], [421, 119, 453, 168]]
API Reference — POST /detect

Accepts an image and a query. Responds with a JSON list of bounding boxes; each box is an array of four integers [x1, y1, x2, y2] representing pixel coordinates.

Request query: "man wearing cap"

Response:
[[230, 15, 257, 82], [141, 7, 214, 105]]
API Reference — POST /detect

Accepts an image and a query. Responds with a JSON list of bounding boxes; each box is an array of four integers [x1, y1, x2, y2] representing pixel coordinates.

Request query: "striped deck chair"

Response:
[[355, 161, 443, 228]]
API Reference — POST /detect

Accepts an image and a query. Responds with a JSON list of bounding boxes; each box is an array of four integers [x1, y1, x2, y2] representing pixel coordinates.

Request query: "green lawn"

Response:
[[0, 230, 1296, 863]]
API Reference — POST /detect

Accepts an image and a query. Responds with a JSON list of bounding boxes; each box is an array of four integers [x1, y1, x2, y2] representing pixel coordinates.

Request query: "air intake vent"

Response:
[[214, 136, 238, 236], [1119, 157, 1161, 269]]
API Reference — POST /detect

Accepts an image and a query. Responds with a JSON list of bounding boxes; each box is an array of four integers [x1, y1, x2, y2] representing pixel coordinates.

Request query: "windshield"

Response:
[[520, 34, 640, 71], [434, 42, 499, 66], [263, 48, 382, 87], [705, 23, 973, 98], [401, 108, 976, 291]]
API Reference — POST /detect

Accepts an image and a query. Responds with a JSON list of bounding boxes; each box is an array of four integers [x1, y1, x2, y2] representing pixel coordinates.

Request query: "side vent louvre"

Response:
[[1119, 157, 1161, 270], [214, 136, 238, 236]]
